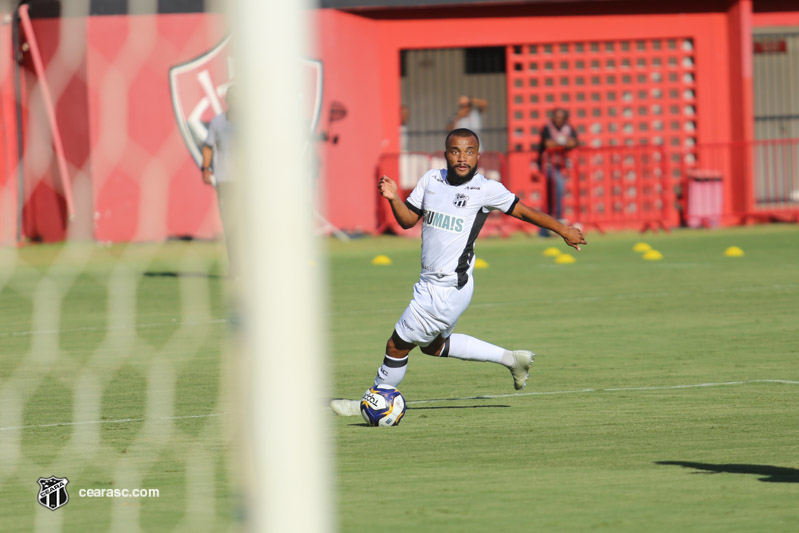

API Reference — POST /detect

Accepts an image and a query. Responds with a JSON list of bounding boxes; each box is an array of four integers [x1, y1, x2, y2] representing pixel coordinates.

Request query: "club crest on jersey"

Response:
[[170, 36, 323, 167], [453, 193, 469, 208], [423, 210, 464, 233]]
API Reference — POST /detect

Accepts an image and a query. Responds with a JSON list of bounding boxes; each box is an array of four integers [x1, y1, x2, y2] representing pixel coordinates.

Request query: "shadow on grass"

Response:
[[408, 404, 510, 410], [345, 405, 510, 427], [656, 461, 799, 483], [144, 271, 225, 279]]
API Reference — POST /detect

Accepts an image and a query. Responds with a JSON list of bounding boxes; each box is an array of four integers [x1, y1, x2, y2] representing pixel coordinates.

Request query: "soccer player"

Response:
[[331, 128, 586, 417]]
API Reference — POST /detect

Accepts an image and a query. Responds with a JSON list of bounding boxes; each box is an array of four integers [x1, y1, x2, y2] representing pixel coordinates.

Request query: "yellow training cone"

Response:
[[554, 254, 576, 264], [642, 250, 663, 261], [474, 258, 489, 269], [633, 242, 652, 253], [543, 247, 561, 257], [371, 255, 392, 265], [724, 246, 744, 257]]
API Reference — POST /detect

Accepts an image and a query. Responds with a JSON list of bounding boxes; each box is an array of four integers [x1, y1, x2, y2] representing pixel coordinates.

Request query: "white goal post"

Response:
[[231, 0, 334, 532]]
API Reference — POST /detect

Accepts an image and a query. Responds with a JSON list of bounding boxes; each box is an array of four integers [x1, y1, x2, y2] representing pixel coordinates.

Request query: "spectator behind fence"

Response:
[[537, 108, 578, 236], [447, 95, 487, 149], [398, 104, 429, 189], [400, 104, 409, 152]]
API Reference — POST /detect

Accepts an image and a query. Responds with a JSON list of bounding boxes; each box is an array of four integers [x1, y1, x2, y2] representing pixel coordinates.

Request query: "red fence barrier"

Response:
[[570, 145, 674, 232], [376, 139, 799, 236], [686, 139, 799, 224], [377, 146, 674, 235], [512, 145, 675, 234]]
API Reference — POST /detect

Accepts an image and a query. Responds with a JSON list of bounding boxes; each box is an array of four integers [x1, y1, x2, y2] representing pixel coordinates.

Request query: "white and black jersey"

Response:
[[405, 169, 519, 288]]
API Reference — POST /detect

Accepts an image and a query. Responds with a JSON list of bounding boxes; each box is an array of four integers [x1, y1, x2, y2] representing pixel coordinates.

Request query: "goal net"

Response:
[[0, 0, 331, 531]]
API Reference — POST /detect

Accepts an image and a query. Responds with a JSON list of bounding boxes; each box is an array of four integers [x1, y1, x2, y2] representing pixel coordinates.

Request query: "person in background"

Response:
[[447, 95, 487, 149], [400, 104, 410, 152], [537, 108, 578, 236], [201, 86, 236, 274]]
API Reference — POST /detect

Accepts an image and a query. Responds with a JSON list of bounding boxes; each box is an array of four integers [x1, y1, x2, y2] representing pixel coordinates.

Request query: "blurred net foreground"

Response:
[[0, 2, 230, 246], [0, 1, 332, 532]]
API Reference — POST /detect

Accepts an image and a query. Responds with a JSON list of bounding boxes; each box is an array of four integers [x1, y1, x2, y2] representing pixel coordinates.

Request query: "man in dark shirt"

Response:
[[538, 108, 578, 235]]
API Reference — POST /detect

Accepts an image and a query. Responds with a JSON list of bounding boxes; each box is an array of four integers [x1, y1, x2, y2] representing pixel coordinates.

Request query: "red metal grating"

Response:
[[506, 38, 696, 230]]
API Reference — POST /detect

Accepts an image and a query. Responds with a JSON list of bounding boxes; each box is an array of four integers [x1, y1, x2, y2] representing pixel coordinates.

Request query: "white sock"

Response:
[[373, 354, 408, 387], [445, 334, 513, 366]]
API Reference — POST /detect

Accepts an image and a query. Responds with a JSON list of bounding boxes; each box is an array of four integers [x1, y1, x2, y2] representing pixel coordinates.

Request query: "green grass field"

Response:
[[329, 225, 799, 532], [0, 241, 233, 532], [0, 225, 797, 531]]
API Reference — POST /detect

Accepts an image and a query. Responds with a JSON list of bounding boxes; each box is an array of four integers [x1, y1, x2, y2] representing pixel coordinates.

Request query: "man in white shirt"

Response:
[[201, 87, 235, 274], [447, 95, 487, 149], [331, 128, 585, 416]]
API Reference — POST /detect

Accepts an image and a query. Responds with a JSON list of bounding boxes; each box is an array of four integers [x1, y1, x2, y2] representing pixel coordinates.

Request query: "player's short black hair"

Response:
[[445, 128, 480, 149]]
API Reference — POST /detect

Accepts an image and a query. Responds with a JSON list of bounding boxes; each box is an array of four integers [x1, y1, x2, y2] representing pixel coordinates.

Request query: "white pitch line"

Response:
[[406, 379, 799, 405], [0, 412, 224, 432], [0, 318, 228, 338], [331, 283, 799, 318], [5, 380, 798, 432]]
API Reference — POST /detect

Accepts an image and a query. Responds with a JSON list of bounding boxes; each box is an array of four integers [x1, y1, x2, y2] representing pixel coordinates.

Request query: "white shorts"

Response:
[[394, 277, 474, 347]]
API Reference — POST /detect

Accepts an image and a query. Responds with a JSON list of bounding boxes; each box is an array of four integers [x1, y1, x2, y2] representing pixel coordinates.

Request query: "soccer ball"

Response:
[[360, 384, 406, 427]]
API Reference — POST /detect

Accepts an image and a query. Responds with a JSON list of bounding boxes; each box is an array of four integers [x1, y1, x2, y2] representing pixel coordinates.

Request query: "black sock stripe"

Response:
[[383, 355, 409, 368], [441, 337, 450, 358]]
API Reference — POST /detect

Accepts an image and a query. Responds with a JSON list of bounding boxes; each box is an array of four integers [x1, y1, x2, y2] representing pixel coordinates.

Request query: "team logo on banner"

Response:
[[37, 476, 69, 511], [169, 36, 324, 167]]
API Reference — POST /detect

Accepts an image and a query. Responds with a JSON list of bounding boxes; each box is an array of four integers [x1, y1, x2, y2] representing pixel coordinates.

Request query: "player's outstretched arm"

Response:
[[509, 201, 586, 251], [378, 175, 421, 229]]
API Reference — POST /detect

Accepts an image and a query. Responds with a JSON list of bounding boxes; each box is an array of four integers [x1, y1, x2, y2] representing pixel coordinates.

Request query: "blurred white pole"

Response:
[[231, 0, 333, 532]]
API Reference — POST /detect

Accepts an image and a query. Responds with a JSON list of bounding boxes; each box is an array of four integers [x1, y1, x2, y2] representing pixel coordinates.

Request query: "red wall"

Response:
[[315, 11, 385, 233], [314, 5, 750, 231], [725, 0, 754, 220], [0, 17, 18, 246], [752, 12, 799, 25], [18, 17, 90, 242], [85, 14, 227, 242], [3, 2, 795, 243], [12, 12, 227, 243]]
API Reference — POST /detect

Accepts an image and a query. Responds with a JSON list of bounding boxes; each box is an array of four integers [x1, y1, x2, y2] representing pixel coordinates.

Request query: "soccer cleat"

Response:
[[509, 350, 535, 390], [330, 399, 360, 417]]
